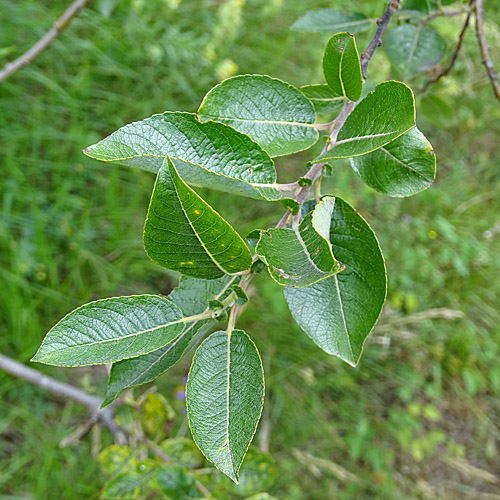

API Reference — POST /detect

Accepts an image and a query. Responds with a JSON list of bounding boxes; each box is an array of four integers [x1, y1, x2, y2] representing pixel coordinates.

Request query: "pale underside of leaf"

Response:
[[102, 276, 236, 407], [83, 111, 280, 201], [256, 197, 343, 287]]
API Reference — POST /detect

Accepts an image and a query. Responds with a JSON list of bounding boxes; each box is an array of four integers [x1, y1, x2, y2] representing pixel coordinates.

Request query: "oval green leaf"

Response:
[[323, 33, 363, 102], [144, 158, 252, 279], [291, 9, 373, 34], [350, 127, 436, 197], [198, 75, 318, 157], [31, 295, 185, 367], [256, 197, 344, 287], [300, 84, 345, 115], [385, 25, 447, 78], [186, 330, 264, 483], [284, 197, 386, 366], [84, 112, 280, 201], [314, 81, 415, 162], [102, 276, 234, 407]]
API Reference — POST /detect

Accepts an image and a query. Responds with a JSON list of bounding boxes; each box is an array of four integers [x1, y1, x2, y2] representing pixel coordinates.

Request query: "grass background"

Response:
[[1, 0, 499, 498]]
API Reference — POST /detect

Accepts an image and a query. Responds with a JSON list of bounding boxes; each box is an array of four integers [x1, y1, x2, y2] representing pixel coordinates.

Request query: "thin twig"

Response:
[[0, 353, 127, 444], [422, 7, 467, 23], [474, 0, 500, 101], [360, 0, 402, 80], [0, 0, 91, 84], [285, 0, 400, 228], [422, 1, 474, 91]]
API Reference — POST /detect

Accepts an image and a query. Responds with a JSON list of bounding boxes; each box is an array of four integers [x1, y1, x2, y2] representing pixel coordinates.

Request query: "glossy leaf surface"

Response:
[[198, 75, 318, 157], [186, 330, 264, 483], [103, 276, 234, 407], [350, 127, 436, 197], [144, 158, 252, 279], [300, 84, 345, 114], [285, 197, 386, 366], [323, 33, 363, 102], [314, 81, 415, 162], [32, 296, 184, 367]]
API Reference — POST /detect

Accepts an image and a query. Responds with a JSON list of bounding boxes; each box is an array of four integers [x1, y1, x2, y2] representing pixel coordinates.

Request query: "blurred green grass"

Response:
[[1, 0, 500, 498]]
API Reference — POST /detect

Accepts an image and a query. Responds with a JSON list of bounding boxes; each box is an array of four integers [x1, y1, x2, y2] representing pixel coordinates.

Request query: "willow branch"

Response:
[[287, 0, 400, 226], [0, 0, 91, 84], [474, 0, 500, 101], [360, 0, 402, 80], [422, 1, 474, 91], [0, 353, 127, 444]]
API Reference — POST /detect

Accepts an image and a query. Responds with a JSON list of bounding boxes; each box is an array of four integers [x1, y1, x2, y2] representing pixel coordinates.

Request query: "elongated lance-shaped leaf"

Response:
[[350, 127, 436, 197], [314, 81, 415, 163], [186, 330, 264, 483], [323, 33, 363, 102], [256, 197, 344, 287], [197, 75, 318, 157], [102, 276, 235, 407], [300, 85, 345, 115], [291, 9, 373, 34], [385, 25, 446, 78], [31, 295, 185, 367], [83, 112, 280, 201], [144, 158, 252, 279], [284, 197, 386, 366]]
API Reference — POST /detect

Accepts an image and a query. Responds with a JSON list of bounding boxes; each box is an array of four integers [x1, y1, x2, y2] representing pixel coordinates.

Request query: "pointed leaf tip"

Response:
[[186, 330, 264, 482]]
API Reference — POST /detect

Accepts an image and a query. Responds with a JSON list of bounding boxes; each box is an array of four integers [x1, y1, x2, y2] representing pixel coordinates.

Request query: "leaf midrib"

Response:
[[198, 114, 317, 128]]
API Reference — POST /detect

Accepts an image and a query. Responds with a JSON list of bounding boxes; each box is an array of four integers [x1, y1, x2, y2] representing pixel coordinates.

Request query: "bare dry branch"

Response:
[[0, 353, 127, 444], [423, 1, 475, 91], [474, 0, 500, 101], [0, 0, 91, 84], [360, 0, 402, 80]]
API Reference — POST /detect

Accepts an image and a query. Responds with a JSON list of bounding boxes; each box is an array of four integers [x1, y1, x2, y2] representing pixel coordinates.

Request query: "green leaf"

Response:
[[31, 295, 185, 367], [314, 81, 415, 162], [102, 469, 156, 499], [160, 438, 204, 469], [300, 84, 345, 115], [103, 276, 235, 407], [186, 330, 264, 483], [350, 127, 436, 197], [323, 33, 363, 102], [280, 197, 301, 215], [256, 197, 344, 287], [398, 0, 430, 15], [221, 448, 277, 496], [144, 158, 252, 279], [197, 75, 318, 157], [385, 25, 447, 78], [156, 465, 201, 499], [291, 9, 373, 33], [84, 111, 280, 201], [284, 197, 386, 366]]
